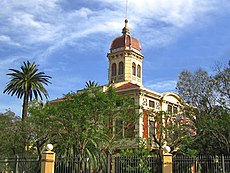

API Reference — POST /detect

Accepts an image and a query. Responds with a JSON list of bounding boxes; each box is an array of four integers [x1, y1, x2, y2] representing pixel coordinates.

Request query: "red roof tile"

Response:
[[115, 82, 140, 91], [110, 34, 141, 51]]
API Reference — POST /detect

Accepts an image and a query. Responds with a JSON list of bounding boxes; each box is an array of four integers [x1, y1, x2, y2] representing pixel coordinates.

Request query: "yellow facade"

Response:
[[106, 20, 185, 144]]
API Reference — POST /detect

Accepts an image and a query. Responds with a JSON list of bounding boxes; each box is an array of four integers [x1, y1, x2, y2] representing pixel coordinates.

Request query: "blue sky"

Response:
[[0, 0, 230, 116]]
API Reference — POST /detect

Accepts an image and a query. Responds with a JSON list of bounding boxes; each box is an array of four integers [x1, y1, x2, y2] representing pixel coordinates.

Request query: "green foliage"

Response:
[[176, 68, 213, 111], [212, 63, 230, 110], [0, 110, 30, 157], [190, 106, 230, 155], [84, 80, 99, 88], [147, 110, 194, 156], [28, 101, 58, 158], [3, 61, 51, 121], [120, 139, 162, 173], [176, 62, 230, 155], [27, 86, 140, 171]]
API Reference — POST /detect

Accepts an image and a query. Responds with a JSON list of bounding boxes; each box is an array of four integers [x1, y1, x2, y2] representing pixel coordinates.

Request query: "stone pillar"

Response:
[[111, 155, 116, 173], [162, 153, 172, 173], [41, 144, 56, 173]]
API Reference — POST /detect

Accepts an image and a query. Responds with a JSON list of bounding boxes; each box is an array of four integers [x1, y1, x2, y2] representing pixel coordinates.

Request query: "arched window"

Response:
[[118, 61, 124, 75], [132, 62, 136, 76], [112, 63, 117, 76], [137, 64, 141, 77]]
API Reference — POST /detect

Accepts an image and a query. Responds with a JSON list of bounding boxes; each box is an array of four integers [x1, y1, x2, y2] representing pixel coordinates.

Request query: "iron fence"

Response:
[[1, 154, 230, 173], [114, 156, 161, 173], [173, 155, 230, 173], [0, 155, 40, 173], [55, 156, 109, 173]]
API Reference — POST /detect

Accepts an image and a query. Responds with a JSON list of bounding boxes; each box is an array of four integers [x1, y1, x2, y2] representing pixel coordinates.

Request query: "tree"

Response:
[[0, 110, 27, 157], [176, 62, 230, 155], [28, 86, 139, 172], [3, 61, 51, 122], [85, 80, 99, 88], [27, 101, 58, 159], [176, 68, 214, 112], [212, 63, 230, 110], [147, 110, 194, 156]]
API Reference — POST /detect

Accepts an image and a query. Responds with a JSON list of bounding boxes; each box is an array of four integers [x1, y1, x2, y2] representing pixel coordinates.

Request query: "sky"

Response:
[[0, 0, 230, 116]]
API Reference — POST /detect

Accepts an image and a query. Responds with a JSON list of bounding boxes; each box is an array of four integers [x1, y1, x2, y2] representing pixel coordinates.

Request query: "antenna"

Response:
[[125, 0, 128, 19]]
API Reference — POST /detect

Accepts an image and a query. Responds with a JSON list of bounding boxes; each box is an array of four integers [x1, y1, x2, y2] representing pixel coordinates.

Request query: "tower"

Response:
[[107, 19, 144, 86]]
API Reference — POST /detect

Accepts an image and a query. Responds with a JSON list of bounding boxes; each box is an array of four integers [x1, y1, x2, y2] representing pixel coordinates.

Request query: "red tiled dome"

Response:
[[110, 34, 141, 51], [110, 19, 141, 52]]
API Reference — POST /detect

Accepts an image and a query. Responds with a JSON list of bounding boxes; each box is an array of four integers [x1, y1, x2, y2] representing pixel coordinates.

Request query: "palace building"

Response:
[[105, 19, 185, 148], [52, 19, 186, 149]]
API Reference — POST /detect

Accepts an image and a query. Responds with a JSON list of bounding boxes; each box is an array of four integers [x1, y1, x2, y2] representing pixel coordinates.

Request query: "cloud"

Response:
[[0, 35, 21, 47], [0, 0, 229, 64], [0, 0, 229, 115], [0, 56, 24, 69], [0, 0, 227, 61], [126, 0, 224, 48], [144, 80, 177, 93]]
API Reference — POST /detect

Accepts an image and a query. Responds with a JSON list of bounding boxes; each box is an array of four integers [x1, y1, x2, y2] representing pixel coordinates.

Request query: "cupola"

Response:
[[110, 19, 141, 53], [107, 19, 144, 86]]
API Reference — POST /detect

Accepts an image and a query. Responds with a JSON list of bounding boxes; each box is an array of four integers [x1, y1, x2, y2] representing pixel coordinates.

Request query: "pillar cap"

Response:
[[46, 144, 53, 151], [163, 146, 171, 153]]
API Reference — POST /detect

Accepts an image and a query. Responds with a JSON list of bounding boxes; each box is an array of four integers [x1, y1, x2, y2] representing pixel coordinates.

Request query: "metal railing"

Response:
[[114, 156, 161, 173], [173, 155, 230, 173], [55, 156, 109, 173], [0, 155, 40, 173], [1, 154, 230, 173]]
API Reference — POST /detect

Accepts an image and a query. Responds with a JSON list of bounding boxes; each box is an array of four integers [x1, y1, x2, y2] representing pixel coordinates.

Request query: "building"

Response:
[[105, 19, 186, 149], [51, 19, 186, 150]]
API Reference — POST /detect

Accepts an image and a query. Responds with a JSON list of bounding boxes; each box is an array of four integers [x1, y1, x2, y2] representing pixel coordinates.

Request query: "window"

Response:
[[112, 63, 117, 76], [115, 120, 123, 138], [124, 122, 135, 138], [173, 106, 178, 114], [137, 65, 141, 77], [149, 100, 155, 108], [131, 97, 135, 103], [132, 62, 136, 75], [118, 61, 124, 75], [149, 120, 156, 138], [115, 120, 135, 138], [116, 100, 123, 107], [167, 105, 173, 113]]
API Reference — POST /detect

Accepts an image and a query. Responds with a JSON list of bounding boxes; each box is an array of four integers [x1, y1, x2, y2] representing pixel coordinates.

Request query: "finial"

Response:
[[122, 19, 130, 35], [125, 0, 128, 19], [46, 144, 54, 151]]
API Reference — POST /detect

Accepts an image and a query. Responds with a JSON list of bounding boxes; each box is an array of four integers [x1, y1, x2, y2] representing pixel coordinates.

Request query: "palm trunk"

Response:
[[22, 91, 29, 122]]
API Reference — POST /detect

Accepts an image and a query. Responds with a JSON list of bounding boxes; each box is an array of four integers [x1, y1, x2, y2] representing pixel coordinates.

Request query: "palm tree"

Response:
[[3, 61, 51, 122], [85, 80, 99, 88]]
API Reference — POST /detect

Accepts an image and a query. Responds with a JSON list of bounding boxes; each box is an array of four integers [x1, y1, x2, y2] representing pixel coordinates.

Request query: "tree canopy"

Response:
[[27, 86, 140, 171], [176, 62, 230, 155], [3, 61, 51, 121], [0, 110, 26, 157]]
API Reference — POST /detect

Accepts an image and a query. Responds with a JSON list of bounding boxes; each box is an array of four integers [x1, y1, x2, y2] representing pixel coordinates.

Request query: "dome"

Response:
[[110, 20, 141, 52]]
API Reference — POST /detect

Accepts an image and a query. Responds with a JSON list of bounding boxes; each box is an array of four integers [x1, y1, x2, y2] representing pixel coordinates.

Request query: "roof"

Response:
[[115, 82, 140, 91], [110, 34, 141, 52], [49, 97, 64, 103], [110, 19, 141, 52]]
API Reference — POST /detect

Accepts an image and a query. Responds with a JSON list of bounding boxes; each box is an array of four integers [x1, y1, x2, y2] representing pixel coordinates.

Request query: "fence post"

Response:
[[14, 155, 19, 173], [41, 144, 56, 173], [162, 146, 172, 173], [111, 156, 116, 173]]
